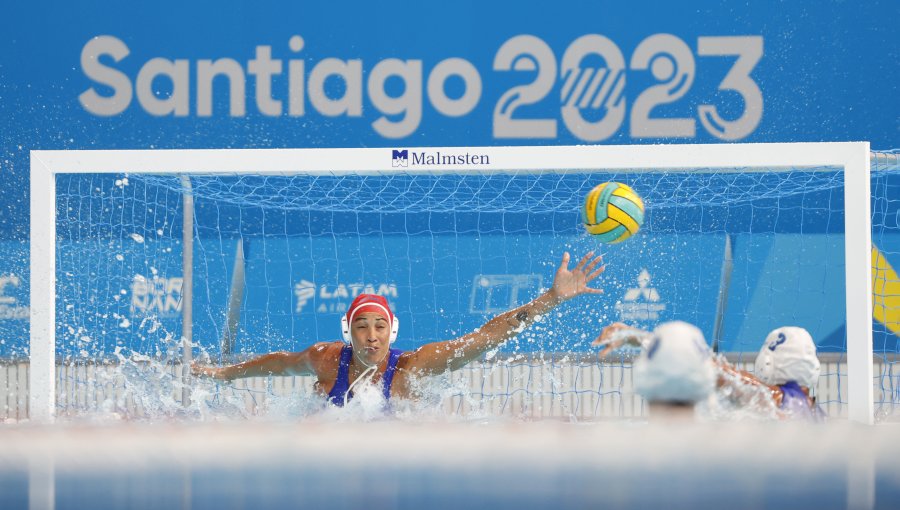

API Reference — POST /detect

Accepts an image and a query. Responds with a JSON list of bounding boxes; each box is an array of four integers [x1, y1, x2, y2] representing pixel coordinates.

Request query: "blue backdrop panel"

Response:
[[1, 1, 898, 357]]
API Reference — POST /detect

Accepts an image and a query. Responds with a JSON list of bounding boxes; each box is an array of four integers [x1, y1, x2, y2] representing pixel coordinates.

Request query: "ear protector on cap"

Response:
[[340, 301, 399, 344]]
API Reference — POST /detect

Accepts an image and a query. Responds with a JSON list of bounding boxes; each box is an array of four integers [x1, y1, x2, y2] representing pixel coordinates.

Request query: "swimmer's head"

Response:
[[754, 326, 820, 389], [633, 321, 715, 404], [341, 294, 399, 342], [341, 294, 399, 367]]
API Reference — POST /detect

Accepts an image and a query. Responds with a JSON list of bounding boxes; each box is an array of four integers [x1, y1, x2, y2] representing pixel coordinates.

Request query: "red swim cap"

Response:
[[346, 294, 394, 325]]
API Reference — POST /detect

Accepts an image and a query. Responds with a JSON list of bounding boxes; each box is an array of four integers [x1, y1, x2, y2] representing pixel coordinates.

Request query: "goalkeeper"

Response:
[[193, 252, 605, 407]]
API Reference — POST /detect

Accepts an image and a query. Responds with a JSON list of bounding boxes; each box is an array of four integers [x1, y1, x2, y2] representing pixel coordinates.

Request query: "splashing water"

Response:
[[49, 334, 790, 425], [699, 355, 782, 422], [52, 331, 501, 424]]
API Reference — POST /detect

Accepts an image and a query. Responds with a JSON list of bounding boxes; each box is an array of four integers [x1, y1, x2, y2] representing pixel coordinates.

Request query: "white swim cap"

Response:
[[633, 321, 715, 403], [754, 327, 820, 388]]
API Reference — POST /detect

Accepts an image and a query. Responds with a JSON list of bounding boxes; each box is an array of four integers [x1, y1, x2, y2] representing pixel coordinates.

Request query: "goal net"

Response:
[[23, 143, 895, 422]]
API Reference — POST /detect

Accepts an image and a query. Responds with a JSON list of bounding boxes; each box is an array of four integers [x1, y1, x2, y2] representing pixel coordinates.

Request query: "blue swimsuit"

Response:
[[779, 381, 826, 421], [327, 345, 404, 407]]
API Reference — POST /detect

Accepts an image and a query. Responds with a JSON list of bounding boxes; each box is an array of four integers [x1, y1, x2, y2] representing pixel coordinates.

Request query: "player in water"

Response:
[[594, 322, 825, 421], [193, 252, 605, 406], [625, 321, 716, 422]]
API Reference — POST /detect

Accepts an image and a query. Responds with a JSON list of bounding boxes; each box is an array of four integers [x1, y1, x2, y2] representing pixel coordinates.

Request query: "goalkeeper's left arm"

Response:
[[402, 251, 605, 375]]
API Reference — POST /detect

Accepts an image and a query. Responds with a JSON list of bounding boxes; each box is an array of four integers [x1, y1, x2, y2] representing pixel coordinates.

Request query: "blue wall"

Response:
[[0, 1, 897, 357]]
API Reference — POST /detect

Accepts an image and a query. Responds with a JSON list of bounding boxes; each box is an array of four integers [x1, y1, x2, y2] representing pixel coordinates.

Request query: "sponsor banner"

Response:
[[7, 232, 896, 358], [130, 275, 184, 319], [294, 281, 399, 315], [240, 234, 723, 353], [615, 269, 666, 323], [391, 149, 491, 168]]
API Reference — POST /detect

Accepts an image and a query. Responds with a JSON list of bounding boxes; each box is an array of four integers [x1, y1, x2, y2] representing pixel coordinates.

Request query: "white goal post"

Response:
[[28, 142, 875, 423]]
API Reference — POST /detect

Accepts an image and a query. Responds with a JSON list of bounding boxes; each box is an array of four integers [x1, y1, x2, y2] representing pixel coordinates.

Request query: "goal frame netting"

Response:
[[29, 142, 875, 423]]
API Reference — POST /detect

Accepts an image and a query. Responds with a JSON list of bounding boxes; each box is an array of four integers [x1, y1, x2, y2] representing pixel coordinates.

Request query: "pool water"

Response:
[[2, 421, 898, 510]]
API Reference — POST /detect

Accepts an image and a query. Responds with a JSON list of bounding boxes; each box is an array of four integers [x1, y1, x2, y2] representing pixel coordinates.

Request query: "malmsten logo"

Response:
[[392, 150, 408, 167], [392, 149, 490, 167]]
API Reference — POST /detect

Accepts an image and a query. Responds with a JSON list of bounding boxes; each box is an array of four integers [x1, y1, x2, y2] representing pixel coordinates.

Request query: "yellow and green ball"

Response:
[[582, 182, 644, 243]]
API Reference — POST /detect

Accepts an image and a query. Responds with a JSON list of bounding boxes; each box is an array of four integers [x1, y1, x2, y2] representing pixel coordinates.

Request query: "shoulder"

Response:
[[394, 350, 416, 370], [309, 341, 344, 356], [307, 342, 345, 372]]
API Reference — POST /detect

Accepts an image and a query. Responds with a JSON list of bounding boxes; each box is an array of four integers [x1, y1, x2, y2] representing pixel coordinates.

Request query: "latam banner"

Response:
[[3, 232, 862, 358]]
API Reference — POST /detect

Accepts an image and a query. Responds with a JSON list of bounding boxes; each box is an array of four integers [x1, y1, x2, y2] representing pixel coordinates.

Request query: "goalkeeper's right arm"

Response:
[[191, 343, 329, 380]]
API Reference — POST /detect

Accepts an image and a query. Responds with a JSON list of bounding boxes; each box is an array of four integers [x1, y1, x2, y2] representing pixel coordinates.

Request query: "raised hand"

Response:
[[550, 251, 605, 302]]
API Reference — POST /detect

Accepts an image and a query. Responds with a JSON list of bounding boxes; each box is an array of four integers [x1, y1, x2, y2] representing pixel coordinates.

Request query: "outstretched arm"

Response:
[[191, 343, 330, 381], [592, 322, 652, 358], [403, 252, 605, 375], [713, 357, 783, 402]]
